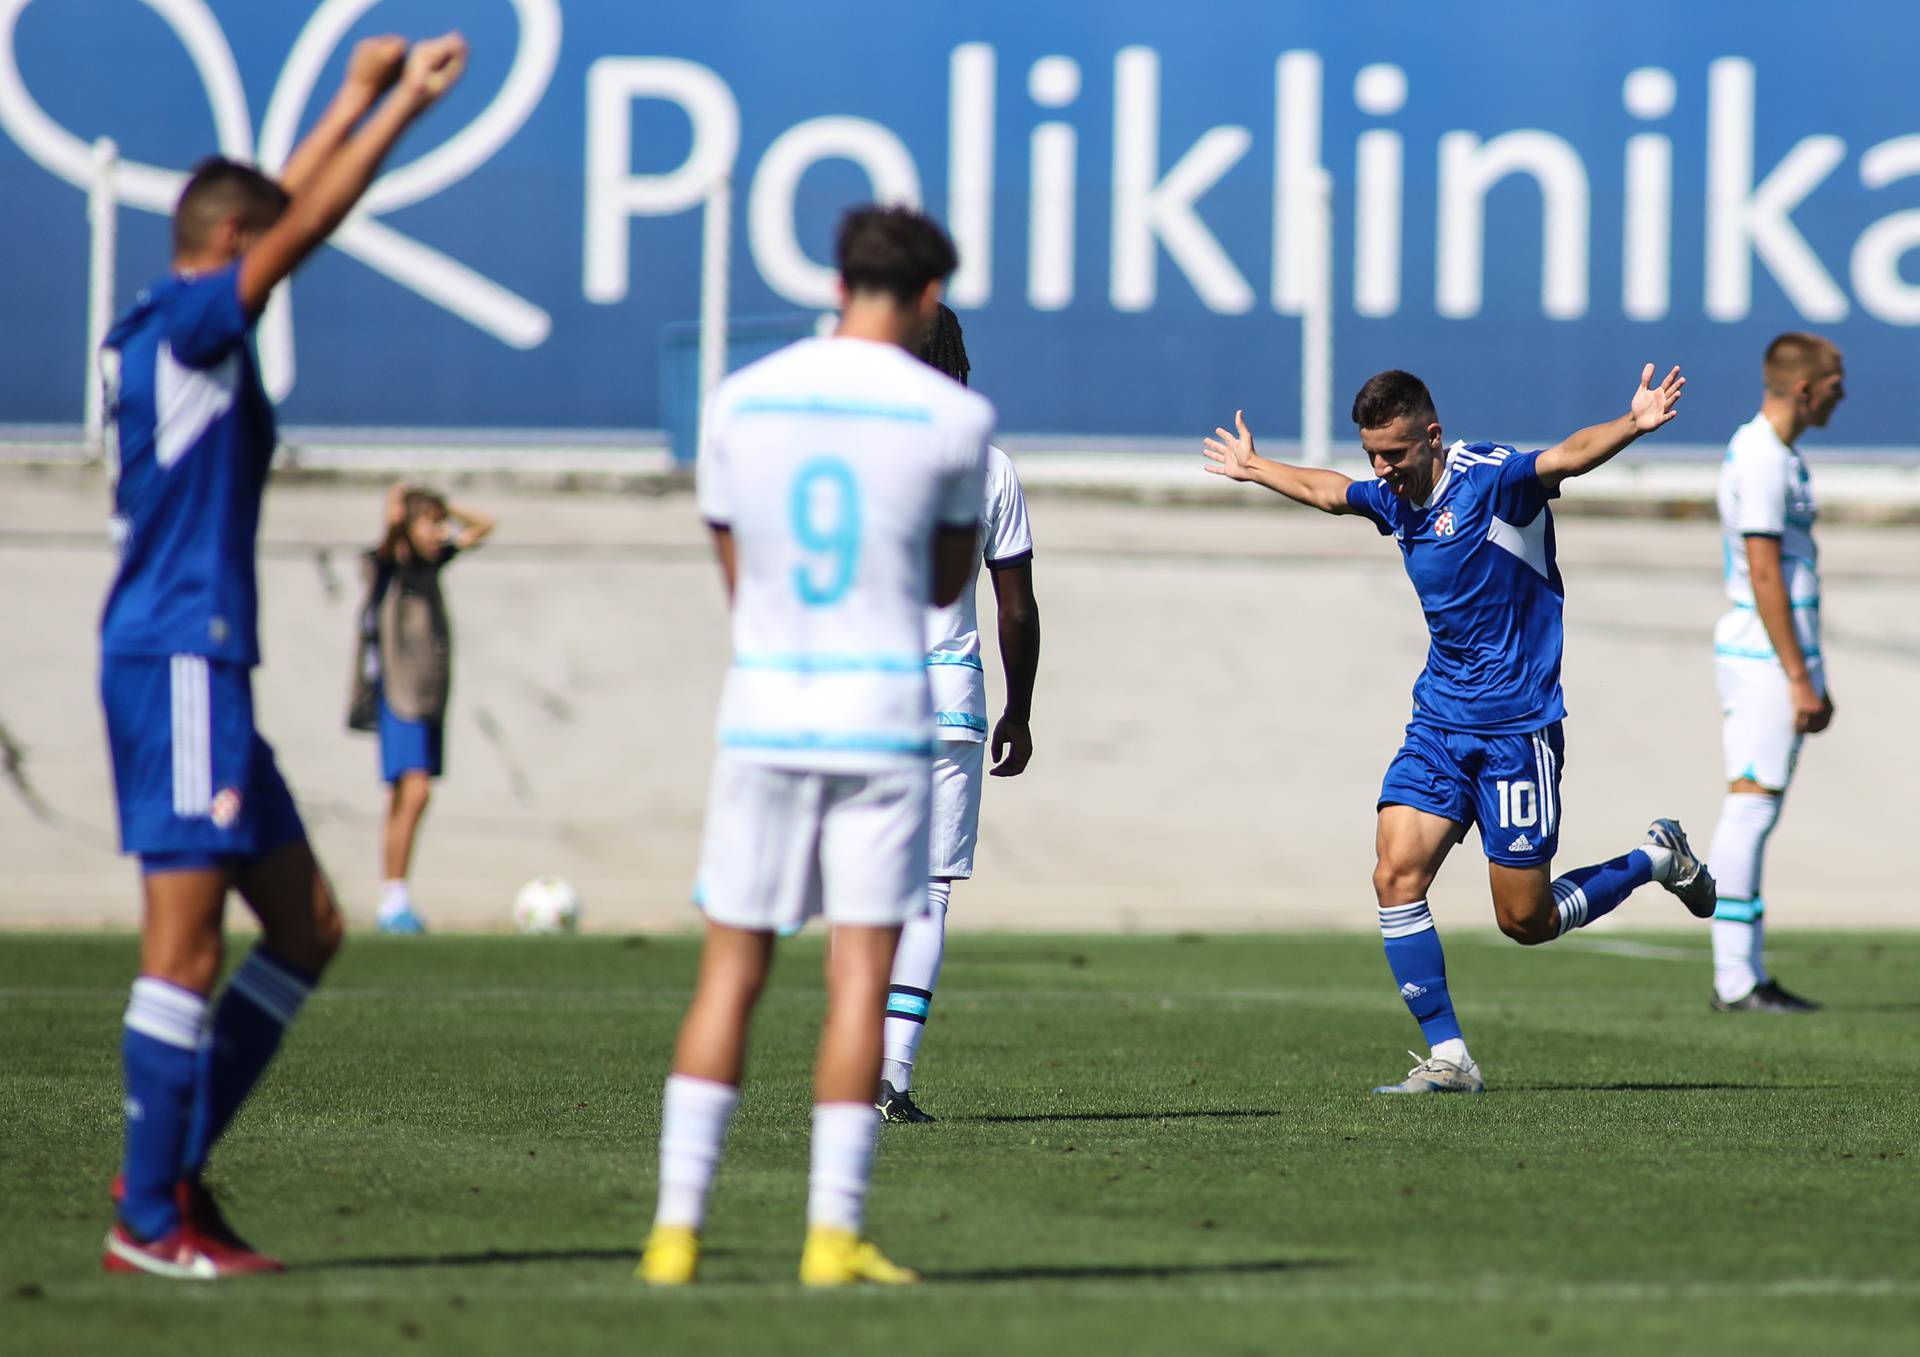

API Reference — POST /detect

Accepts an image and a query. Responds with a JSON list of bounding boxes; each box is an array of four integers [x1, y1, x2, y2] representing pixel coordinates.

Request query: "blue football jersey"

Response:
[[99, 264, 274, 666], [1346, 442, 1566, 735]]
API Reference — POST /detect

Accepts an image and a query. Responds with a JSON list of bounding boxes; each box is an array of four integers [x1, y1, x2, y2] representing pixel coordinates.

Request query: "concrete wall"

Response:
[[2, 467, 1913, 935]]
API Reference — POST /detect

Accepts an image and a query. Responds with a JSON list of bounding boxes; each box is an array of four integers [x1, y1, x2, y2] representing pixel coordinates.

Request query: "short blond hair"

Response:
[[1763, 332, 1839, 397]]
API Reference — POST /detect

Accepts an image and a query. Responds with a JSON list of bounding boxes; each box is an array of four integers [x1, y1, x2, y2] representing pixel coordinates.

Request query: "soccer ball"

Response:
[[513, 876, 581, 935]]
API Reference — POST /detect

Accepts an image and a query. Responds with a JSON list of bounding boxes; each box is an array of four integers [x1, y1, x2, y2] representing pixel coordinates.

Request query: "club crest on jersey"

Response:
[[1433, 509, 1457, 537], [210, 788, 243, 829]]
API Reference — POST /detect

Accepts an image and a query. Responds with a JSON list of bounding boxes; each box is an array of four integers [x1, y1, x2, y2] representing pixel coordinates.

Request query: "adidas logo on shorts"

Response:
[[1508, 834, 1534, 853]]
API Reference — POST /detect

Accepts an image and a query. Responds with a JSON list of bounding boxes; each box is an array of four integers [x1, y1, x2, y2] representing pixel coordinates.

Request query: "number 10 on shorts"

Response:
[[1496, 779, 1539, 828]]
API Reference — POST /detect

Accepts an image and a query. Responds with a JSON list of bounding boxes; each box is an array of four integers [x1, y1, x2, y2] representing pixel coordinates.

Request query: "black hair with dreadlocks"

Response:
[[914, 303, 970, 386]]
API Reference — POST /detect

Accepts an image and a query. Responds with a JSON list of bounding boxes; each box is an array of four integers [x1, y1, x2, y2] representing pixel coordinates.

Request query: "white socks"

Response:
[[377, 879, 411, 924], [1430, 1037, 1471, 1068], [1712, 916, 1768, 1003], [808, 1102, 879, 1233], [653, 1085, 884, 1236], [881, 881, 950, 1092], [1709, 793, 1782, 1002], [652, 1074, 740, 1230], [1638, 843, 1675, 885]]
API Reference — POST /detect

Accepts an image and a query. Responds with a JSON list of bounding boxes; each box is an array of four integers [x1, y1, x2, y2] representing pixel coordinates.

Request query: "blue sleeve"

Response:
[[1345, 477, 1394, 535], [1491, 449, 1558, 523], [164, 263, 254, 369]]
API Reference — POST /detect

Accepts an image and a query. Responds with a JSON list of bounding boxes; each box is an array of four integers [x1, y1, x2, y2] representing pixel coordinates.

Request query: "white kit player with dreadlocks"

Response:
[[877, 305, 1041, 1124]]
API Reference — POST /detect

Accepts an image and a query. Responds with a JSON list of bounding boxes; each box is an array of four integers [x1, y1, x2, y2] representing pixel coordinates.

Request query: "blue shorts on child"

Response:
[[378, 692, 444, 783], [100, 653, 305, 872]]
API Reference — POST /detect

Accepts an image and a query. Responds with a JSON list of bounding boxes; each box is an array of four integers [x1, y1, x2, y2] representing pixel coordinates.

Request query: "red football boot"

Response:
[[179, 1179, 283, 1274], [109, 1174, 285, 1274], [101, 1222, 223, 1279]]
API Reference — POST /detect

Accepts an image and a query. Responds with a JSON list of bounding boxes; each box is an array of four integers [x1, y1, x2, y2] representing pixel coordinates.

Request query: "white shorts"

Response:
[[929, 740, 986, 879], [694, 754, 930, 932], [1716, 654, 1824, 790]]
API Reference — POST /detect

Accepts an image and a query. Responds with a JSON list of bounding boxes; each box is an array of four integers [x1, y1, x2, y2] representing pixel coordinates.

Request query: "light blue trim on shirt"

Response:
[[721, 729, 933, 756], [934, 711, 989, 732], [1715, 644, 1822, 660], [734, 653, 924, 674], [925, 653, 985, 670], [732, 396, 932, 423]]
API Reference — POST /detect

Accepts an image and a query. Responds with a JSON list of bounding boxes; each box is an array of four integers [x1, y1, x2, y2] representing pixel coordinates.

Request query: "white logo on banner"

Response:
[[0, 0, 560, 401]]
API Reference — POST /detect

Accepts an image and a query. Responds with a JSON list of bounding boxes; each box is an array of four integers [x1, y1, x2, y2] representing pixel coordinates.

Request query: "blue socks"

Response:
[[181, 949, 316, 1176], [1378, 901, 1462, 1048], [120, 979, 208, 1240], [1549, 849, 1655, 936]]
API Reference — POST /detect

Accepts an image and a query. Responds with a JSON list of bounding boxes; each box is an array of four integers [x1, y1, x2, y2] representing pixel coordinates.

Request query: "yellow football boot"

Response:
[[798, 1227, 919, 1287], [636, 1224, 701, 1286]]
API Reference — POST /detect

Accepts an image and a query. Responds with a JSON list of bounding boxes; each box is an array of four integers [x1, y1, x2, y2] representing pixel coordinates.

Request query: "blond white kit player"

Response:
[[878, 305, 1041, 1124], [1707, 333, 1844, 1013], [637, 207, 992, 1288]]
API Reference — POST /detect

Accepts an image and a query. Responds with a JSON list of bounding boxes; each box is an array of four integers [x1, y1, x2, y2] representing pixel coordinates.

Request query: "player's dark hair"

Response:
[[1350, 370, 1438, 430], [403, 488, 449, 521], [172, 157, 289, 256], [835, 205, 959, 306], [915, 303, 970, 386], [1763, 332, 1838, 396]]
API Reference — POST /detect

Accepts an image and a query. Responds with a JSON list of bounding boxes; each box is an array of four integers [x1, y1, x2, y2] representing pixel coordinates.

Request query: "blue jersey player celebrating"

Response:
[[1202, 365, 1716, 1093], [96, 32, 470, 1278]]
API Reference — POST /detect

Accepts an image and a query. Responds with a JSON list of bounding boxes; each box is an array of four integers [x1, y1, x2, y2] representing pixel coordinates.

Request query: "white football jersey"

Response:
[[1716, 413, 1820, 663], [697, 336, 993, 772], [925, 445, 1033, 742]]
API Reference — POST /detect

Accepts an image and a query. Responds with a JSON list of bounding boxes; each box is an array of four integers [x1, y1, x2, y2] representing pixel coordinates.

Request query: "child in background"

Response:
[[364, 482, 494, 933]]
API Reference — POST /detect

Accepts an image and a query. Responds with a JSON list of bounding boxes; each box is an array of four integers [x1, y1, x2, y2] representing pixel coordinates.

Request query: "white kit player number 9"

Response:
[[790, 457, 862, 606]]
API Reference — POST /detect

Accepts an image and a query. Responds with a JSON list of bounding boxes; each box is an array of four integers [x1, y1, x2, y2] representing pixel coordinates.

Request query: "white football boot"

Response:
[[1372, 1051, 1485, 1095], [1646, 818, 1717, 918]]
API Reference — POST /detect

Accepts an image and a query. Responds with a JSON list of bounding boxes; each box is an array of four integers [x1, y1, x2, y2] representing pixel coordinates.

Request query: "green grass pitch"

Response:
[[4, 932, 1917, 1355]]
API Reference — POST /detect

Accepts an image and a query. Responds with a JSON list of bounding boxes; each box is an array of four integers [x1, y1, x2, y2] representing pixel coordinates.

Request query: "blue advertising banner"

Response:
[[3, 0, 1917, 448]]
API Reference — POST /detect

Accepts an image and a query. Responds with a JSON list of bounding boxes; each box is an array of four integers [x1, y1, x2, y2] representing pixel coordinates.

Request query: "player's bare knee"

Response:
[[1372, 859, 1431, 906], [1497, 913, 1548, 946], [399, 776, 432, 816], [150, 937, 224, 994], [309, 889, 346, 967]]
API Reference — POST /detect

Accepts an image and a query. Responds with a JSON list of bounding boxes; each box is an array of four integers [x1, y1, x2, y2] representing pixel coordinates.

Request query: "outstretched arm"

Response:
[[1534, 363, 1684, 491], [1202, 411, 1356, 514], [986, 562, 1040, 777], [276, 37, 407, 196], [238, 34, 469, 314]]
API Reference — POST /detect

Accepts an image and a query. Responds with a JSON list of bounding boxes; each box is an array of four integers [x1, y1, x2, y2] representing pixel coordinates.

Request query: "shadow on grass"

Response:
[[1502, 1081, 1811, 1093], [955, 1109, 1286, 1124], [927, 1257, 1338, 1284], [306, 1246, 636, 1271]]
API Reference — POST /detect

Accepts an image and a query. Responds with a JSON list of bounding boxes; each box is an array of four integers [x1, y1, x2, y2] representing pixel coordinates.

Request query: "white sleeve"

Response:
[[983, 449, 1033, 567], [937, 402, 993, 529], [694, 391, 731, 526], [1731, 442, 1789, 537]]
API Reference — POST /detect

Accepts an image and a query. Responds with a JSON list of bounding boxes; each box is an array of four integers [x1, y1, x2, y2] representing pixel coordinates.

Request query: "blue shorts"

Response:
[[1379, 720, 1565, 867], [379, 695, 444, 782], [101, 654, 305, 872]]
